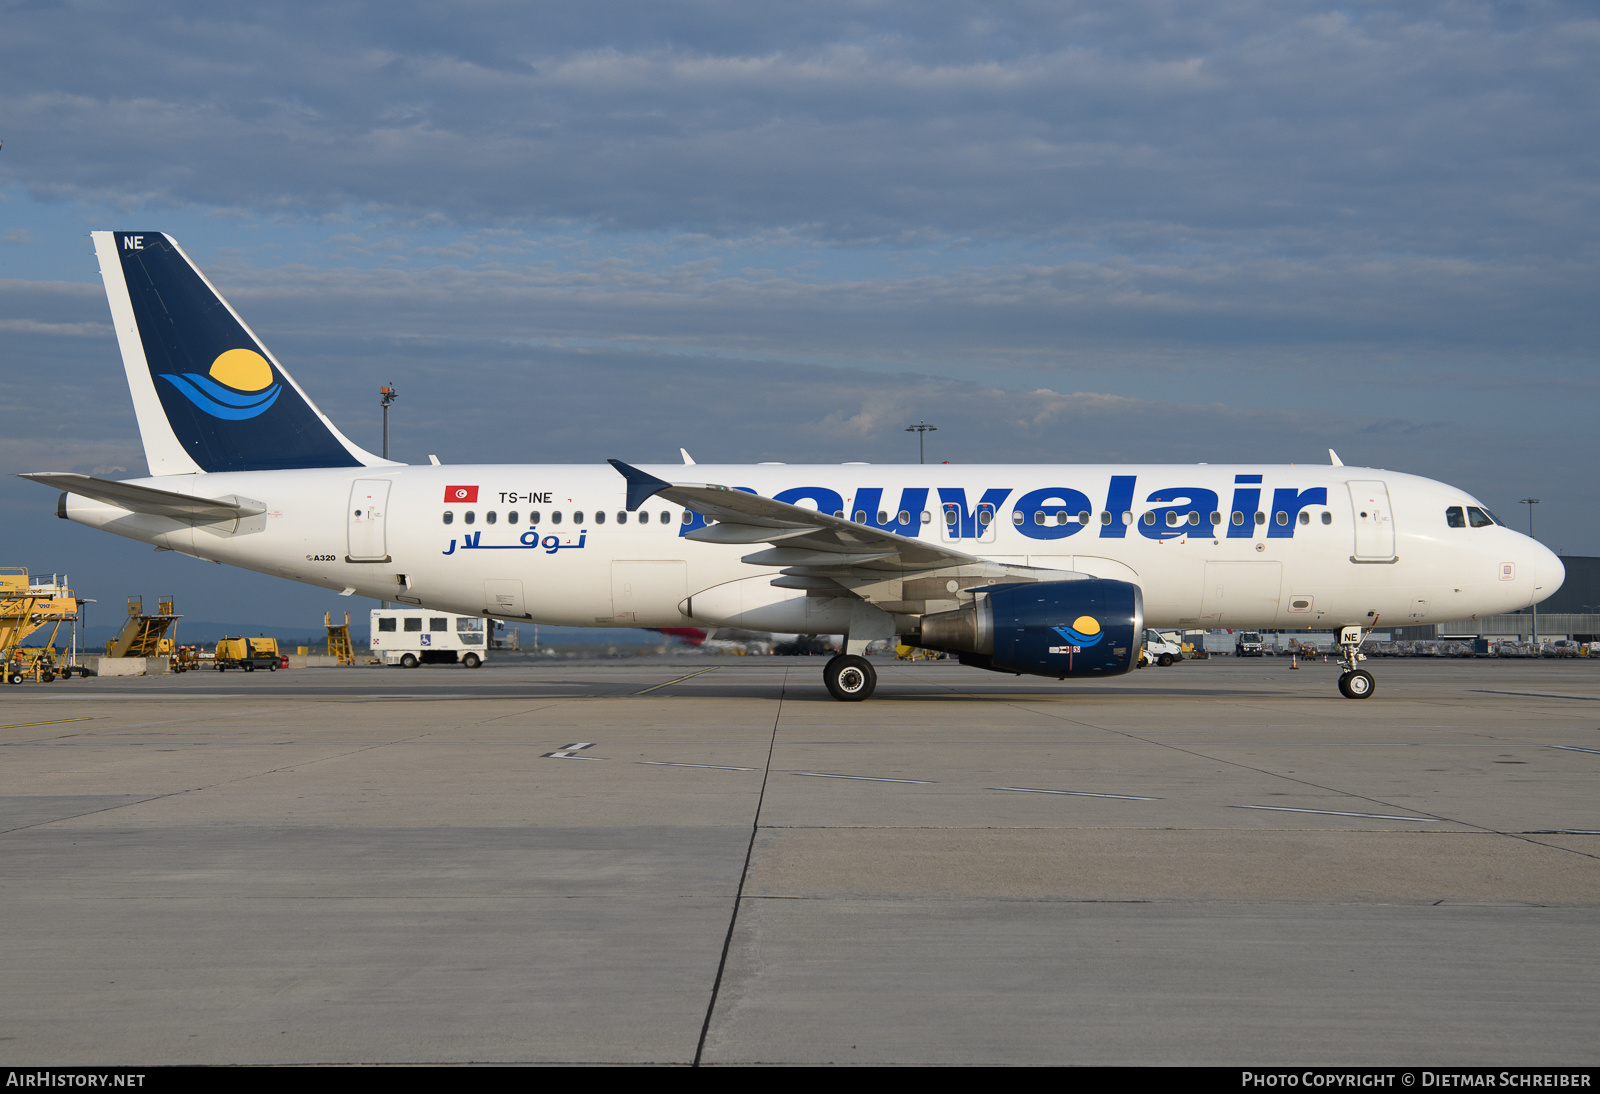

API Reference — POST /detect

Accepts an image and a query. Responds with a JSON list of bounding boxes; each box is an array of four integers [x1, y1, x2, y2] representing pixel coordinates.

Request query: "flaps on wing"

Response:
[[19, 473, 266, 523], [606, 458, 980, 574]]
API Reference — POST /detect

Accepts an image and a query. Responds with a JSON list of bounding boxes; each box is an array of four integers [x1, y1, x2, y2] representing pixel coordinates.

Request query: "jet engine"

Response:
[[912, 579, 1143, 679]]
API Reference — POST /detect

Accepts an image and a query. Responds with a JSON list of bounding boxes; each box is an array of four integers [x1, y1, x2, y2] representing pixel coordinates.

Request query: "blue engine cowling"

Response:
[[915, 579, 1143, 679]]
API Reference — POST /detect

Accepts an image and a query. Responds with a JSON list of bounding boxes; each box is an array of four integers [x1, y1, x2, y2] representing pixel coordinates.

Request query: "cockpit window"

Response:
[[1446, 506, 1466, 528], [1467, 506, 1495, 528]]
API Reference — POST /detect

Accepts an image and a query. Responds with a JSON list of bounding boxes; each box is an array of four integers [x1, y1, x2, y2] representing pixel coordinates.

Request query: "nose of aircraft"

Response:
[[1528, 540, 1565, 605]]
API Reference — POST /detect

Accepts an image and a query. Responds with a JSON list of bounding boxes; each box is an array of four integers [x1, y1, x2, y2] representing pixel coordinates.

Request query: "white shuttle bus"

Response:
[[370, 609, 487, 668]]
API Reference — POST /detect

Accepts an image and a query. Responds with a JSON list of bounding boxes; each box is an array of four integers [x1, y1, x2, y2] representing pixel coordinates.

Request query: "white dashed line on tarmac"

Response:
[[639, 761, 754, 771], [545, 742, 600, 759], [1234, 805, 1438, 822], [793, 772, 934, 784], [989, 786, 1160, 800]]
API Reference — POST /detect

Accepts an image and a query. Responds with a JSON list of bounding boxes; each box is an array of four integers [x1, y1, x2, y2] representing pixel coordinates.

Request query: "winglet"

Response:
[[1329, 449, 1344, 467], [607, 459, 673, 511]]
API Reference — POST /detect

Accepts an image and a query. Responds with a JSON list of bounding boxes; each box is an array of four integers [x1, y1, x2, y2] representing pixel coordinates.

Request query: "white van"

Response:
[[370, 609, 488, 668]]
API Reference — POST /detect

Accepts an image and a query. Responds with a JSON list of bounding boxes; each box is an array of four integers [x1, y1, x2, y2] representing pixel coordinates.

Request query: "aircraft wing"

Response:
[[608, 459, 981, 574], [19, 472, 266, 522]]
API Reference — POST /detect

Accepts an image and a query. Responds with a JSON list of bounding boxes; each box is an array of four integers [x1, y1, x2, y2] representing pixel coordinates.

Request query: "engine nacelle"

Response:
[[913, 579, 1143, 679]]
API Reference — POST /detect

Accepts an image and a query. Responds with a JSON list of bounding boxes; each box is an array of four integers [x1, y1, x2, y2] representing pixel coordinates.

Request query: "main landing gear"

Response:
[[1334, 625, 1376, 700], [824, 654, 877, 702]]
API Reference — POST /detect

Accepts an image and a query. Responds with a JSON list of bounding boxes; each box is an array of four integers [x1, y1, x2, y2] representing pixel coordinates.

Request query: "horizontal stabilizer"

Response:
[[19, 472, 265, 522]]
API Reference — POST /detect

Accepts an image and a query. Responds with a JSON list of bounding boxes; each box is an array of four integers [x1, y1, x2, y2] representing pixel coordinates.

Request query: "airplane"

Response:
[[20, 231, 1565, 702]]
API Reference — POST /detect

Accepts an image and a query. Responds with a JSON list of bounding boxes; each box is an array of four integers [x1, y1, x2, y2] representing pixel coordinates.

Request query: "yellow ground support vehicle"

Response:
[[215, 636, 281, 672], [2, 568, 87, 685]]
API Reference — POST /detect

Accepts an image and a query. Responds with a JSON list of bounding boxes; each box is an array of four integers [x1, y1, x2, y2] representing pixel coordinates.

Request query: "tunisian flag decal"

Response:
[[444, 485, 479, 503]]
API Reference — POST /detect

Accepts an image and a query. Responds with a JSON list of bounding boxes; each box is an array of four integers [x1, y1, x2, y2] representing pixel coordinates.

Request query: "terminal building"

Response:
[[1392, 554, 1600, 643]]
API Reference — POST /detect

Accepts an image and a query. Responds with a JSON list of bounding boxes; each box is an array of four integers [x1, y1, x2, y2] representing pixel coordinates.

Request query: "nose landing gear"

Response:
[[1335, 625, 1376, 699]]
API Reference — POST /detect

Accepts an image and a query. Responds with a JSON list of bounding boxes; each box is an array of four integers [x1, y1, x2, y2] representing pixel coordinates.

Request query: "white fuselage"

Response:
[[61, 462, 1562, 634]]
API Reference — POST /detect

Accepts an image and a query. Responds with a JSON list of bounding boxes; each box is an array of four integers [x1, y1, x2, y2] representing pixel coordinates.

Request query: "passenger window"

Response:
[[455, 618, 483, 632], [945, 510, 958, 526], [921, 511, 932, 524], [552, 511, 562, 525], [1012, 511, 1023, 525], [1298, 511, 1310, 525], [855, 510, 867, 523], [898, 510, 911, 525], [617, 511, 627, 524], [594, 511, 605, 524], [682, 510, 694, 525], [1210, 512, 1222, 525], [529, 511, 540, 525], [1446, 506, 1465, 528], [1078, 511, 1090, 525], [429, 617, 448, 631], [1101, 511, 1112, 525], [1232, 511, 1244, 526], [442, 511, 454, 525], [1255, 512, 1266, 525], [1188, 511, 1200, 526], [378, 617, 396, 632], [1321, 512, 1332, 525], [978, 510, 993, 526], [878, 510, 889, 524], [660, 511, 670, 524], [1143, 512, 1156, 526], [486, 511, 497, 524], [1275, 511, 1288, 526], [464, 511, 476, 525], [508, 511, 518, 524], [1467, 506, 1493, 528], [403, 617, 422, 632], [574, 511, 584, 524], [1165, 511, 1178, 526]]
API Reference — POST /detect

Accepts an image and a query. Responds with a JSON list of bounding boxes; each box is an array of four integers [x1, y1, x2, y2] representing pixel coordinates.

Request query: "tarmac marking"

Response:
[[1474, 690, 1600, 702], [1550, 745, 1600, 755], [635, 668, 718, 695], [0, 718, 96, 730], [1234, 805, 1438, 822], [639, 761, 754, 771], [1526, 829, 1600, 835], [989, 786, 1160, 801], [794, 772, 934, 784], [545, 742, 600, 759]]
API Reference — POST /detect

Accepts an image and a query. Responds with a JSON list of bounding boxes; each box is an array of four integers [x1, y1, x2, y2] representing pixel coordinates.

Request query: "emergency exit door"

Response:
[[346, 479, 391, 562]]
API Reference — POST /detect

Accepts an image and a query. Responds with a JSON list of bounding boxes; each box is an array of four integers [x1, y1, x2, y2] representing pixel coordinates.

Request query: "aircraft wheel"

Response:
[[400, 654, 419, 669], [1338, 670, 1376, 699], [462, 653, 481, 669], [1157, 654, 1174, 667], [824, 654, 876, 702]]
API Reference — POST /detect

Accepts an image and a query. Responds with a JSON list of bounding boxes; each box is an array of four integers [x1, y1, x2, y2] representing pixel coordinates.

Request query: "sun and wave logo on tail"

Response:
[[1051, 616, 1103, 647], [157, 349, 281, 420]]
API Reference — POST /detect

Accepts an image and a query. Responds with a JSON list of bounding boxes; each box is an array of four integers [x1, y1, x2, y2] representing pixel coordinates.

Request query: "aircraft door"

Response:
[[346, 479, 391, 562], [1348, 481, 1396, 561], [485, 579, 526, 617]]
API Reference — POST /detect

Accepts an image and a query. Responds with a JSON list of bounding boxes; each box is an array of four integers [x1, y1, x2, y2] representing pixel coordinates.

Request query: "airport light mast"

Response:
[[380, 384, 398, 461], [379, 384, 397, 609], [905, 421, 937, 465], [1521, 497, 1541, 647]]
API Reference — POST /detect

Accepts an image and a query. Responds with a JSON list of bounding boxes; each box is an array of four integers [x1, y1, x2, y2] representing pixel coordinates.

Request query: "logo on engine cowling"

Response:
[[1051, 616, 1103, 649]]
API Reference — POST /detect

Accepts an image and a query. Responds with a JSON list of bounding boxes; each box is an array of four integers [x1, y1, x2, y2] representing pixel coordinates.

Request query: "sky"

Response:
[[1, 1, 1596, 628]]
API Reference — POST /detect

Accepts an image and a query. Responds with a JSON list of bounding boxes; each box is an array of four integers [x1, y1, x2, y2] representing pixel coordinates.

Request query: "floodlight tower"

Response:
[[905, 421, 937, 465]]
